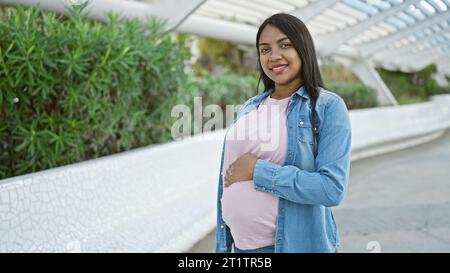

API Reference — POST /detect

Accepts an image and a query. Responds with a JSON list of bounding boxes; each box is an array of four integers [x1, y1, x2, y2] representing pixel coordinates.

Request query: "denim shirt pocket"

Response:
[[296, 115, 316, 169], [297, 115, 314, 145]]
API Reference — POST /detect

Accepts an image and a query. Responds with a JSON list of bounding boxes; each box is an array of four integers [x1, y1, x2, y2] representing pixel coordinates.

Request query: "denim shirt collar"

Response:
[[240, 86, 310, 119], [294, 85, 309, 100], [259, 85, 309, 102]]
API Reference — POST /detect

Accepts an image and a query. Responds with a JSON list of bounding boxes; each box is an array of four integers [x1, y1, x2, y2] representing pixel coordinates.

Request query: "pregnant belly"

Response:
[[221, 180, 279, 231]]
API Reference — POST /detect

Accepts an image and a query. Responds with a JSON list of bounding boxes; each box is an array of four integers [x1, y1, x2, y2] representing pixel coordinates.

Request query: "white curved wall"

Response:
[[0, 95, 449, 252], [350, 95, 450, 160]]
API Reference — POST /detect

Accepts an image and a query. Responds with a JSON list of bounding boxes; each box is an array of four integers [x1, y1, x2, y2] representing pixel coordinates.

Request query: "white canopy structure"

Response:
[[2, 0, 450, 105]]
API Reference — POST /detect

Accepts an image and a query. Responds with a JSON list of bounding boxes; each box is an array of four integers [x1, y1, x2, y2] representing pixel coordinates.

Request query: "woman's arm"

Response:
[[253, 97, 352, 207]]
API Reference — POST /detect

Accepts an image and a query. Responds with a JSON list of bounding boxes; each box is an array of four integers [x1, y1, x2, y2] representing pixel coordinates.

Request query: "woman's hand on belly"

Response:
[[224, 152, 258, 187]]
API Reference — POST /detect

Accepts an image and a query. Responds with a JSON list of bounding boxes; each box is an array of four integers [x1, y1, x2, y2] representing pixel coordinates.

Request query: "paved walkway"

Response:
[[188, 130, 450, 253]]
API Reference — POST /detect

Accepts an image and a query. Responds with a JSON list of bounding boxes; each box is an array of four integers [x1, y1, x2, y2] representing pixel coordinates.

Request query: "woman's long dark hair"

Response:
[[256, 13, 324, 153]]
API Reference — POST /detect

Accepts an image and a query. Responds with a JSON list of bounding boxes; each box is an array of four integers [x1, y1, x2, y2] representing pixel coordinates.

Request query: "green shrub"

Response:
[[321, 60, 360, 84], [195, 37, 254, 76], [435, 84, 450, 95], [326, 81, 378, 109], [377, 64, 445, 104], [175, 72, 259, 131], [320, 60, 378, 109], [184, 72, 259, 108], [0, 6, 186, 179]]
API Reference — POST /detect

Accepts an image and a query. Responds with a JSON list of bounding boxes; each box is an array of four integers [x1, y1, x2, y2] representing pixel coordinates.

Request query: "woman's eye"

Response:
[[260, 48, 269, 54], [281, 43, 291, 49]]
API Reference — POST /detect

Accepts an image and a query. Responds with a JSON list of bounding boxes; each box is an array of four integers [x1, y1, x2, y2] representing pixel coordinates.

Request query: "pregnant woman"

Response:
[[215, 13, 352, 253]]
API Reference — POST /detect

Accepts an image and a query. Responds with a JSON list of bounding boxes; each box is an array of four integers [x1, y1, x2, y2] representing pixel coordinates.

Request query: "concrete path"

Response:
[[188, 130, 450, 253]]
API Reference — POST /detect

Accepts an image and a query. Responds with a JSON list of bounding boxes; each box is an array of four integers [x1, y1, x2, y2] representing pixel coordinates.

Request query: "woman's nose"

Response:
[[269, 49, 282, 61], [269, 54, 282, 61]]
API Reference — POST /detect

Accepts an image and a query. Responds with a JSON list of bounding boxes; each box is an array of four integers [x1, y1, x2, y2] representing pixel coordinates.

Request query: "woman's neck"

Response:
[[271, 82, 303, 99]]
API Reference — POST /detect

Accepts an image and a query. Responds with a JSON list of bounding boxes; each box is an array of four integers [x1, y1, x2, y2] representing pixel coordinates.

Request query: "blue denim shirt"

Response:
[[215, 85, 352, 253]]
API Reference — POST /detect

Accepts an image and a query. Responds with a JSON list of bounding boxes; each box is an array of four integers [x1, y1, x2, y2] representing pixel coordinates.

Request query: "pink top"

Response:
[[221, 95, 290, 250]]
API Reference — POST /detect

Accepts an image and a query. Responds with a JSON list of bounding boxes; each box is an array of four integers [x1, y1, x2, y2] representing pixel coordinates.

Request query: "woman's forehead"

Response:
[[259, 25, 289, 43]]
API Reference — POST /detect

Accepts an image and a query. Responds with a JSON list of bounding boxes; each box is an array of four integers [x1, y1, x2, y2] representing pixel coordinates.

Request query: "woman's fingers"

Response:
[[224, 167, 233, 187], [224, 169, 229, 187], [224, 153, 257, 187]]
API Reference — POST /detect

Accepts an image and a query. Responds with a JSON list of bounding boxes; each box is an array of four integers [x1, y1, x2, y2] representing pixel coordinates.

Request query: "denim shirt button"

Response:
[[220, 225, 224, 229]]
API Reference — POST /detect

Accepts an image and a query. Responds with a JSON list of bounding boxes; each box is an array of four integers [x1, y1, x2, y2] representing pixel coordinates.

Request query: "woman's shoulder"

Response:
[[318, 87, 343, 103], [240, 89, 271, 109], [317, 87, 347, 110]]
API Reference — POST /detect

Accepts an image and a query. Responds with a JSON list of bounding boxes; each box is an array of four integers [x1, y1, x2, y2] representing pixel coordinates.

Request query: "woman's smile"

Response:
[[270, 64, 289, 75]]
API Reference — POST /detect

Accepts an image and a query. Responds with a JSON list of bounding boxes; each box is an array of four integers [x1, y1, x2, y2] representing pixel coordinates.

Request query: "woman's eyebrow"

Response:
[[258, 37, 289, 46]]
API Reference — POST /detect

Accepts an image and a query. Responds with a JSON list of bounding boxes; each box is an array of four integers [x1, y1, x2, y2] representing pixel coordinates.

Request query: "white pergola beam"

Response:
[[349, 59, 399, 106], [373, 30, 450, 61], [315, 0, 421, 57], [290, 0, 340, 22], [394, 46, 449, 69], [0, 0, 205, 31], [417, 53, 450, 70], [359, 10, 450, 58], [177, 14, 257, 44]]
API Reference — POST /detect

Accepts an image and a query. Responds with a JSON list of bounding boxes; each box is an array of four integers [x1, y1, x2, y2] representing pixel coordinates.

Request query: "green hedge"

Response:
[[326, 81, 378, 109], [377, 64, 449, 104], [184, 72, 259, 108], [176, 72, 259, 132], [0, 6, 186, 179], [0, 6, 382, 179]]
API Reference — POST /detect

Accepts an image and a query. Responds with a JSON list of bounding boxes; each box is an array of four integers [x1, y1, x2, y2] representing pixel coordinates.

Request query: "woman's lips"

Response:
[[271, 64, 288, 74]]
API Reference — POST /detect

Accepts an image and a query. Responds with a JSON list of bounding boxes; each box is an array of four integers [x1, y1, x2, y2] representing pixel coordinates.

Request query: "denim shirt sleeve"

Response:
[[253, 97, 352, 207]]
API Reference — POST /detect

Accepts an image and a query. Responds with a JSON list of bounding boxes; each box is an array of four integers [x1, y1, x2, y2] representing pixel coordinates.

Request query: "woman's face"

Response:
[[258, 24, 303, 89]]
